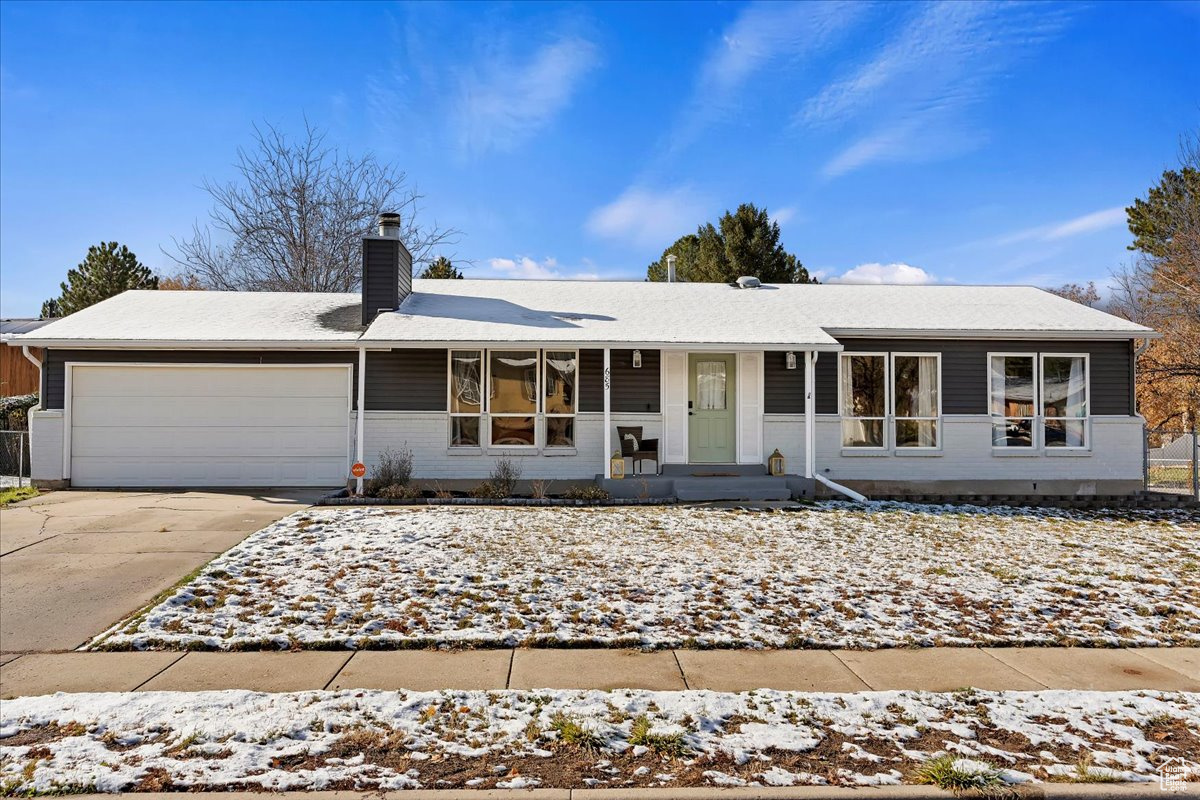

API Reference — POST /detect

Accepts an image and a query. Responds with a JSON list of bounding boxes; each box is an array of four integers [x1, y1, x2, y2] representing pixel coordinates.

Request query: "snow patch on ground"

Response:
[[1, 688, 1194, 793], [91, 504, 1200, 650]]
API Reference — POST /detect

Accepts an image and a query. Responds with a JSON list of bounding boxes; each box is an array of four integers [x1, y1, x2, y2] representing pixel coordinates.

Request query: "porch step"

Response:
[[659, 463, 768, 477], [673, 475, 790, 502]]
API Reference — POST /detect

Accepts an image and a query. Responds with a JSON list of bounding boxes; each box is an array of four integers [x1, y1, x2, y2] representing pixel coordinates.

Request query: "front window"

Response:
[[1042, 355, 1088, 448], [990, 355, 1036, 447], [489, 350, 538, 446], [449, 350, 482, 447], [840, 354, 887, 447], [544, 350, 577, 447], [894, 354, 940, 448]]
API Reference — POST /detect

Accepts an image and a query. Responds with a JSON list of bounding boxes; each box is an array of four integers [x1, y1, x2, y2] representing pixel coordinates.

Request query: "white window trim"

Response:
[[447, 349, 484, 449], [543, 348, 578, 450], [891, 352, 942, 451], [838, 352, 890, 450], [1040, 352, 1090, 451], [487, 349, 540, 450]]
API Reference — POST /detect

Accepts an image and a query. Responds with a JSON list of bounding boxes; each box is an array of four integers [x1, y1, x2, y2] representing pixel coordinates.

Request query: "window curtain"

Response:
[[696, 361, 726, 410], [912, 355, 938, 446], [451, 354, 481, 409], [840, 356, 867, 444], [1066, 357, 1086, 417]]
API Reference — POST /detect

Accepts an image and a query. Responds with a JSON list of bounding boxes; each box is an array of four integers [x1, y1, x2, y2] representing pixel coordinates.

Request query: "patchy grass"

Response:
[[1, 687, 1193, 792], [0, 486, 38, 507], [91, 503, 1200, 651]]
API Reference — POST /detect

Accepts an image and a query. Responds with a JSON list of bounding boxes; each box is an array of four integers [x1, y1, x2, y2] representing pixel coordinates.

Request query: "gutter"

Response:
[[20, 345, 42, 411]]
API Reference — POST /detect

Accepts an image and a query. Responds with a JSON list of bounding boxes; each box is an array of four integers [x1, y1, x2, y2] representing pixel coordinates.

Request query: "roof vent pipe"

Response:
[[377, 212, 401, 239], [666, 254, 677, 283]]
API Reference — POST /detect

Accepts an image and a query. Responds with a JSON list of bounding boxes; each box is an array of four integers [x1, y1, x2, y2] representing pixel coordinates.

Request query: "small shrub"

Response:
[[471, 456, 523, 498], [364, 445, 414, 496], [549, 712, 605, 751], [563, 483, 612, 501], [530, 479, 551, 499], [913, 755, 1004, 793], [377, 484, 422, 500], [629, 715, 689, 758]]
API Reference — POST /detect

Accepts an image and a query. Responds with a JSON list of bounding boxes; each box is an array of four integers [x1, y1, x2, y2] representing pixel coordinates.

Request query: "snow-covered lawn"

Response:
[[2, 688, 1196, 792], [91, 504, 1200, 651]]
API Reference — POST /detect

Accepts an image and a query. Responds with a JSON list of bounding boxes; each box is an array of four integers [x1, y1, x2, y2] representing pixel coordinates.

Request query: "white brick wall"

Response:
[[356, 411, 662, 479], [765, 413, 1143, 484], [29, 409, 64, 482]]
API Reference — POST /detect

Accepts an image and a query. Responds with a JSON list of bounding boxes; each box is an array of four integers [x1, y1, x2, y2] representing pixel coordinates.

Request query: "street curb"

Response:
[[72, 782, 1177, 799]]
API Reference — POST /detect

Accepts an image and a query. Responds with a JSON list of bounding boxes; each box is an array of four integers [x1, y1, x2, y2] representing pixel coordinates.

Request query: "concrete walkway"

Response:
[[2, 646, 1196, 697], [0, 489, 317, 653]]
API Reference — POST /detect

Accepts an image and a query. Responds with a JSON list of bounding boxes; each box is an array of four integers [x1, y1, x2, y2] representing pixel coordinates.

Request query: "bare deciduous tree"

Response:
[[169, 122, 458, 292]]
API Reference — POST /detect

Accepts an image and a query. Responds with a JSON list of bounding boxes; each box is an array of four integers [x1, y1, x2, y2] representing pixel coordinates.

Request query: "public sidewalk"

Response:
[[1, 646, 1196, 697]]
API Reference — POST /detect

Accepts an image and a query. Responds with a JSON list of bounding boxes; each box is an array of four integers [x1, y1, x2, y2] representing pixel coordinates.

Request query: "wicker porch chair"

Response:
[[617, 426, 659, 475]]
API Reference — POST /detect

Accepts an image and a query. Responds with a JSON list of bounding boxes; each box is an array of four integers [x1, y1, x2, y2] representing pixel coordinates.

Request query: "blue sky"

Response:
[[1, 0, 1197, 316]]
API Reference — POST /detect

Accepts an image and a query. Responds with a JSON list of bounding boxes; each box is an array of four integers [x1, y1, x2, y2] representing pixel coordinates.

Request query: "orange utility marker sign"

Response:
[[351, 462, 366, 478]]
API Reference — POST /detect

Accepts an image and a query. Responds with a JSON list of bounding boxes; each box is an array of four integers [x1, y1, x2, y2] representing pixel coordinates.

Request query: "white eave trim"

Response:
[[357, 339, 845, 351], [821, 328, 1160, 341], [3, 339, 369, 350]]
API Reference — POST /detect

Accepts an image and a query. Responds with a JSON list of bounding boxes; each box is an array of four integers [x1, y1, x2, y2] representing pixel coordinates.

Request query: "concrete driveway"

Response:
[[0, 489, 317, 654]]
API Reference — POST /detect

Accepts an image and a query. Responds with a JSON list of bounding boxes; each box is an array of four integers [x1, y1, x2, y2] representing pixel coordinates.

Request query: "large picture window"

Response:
[[840, 353, 887, 448], [893, 354, 940, 448], [449, 350, 482, 447], [448, 349, 580, 451], [989, 353, 1089, 449]]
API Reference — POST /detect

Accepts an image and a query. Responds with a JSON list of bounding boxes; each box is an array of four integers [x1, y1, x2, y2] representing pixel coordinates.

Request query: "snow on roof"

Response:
[[362, 279, 839, 348], [360, 280, 1153, 345], [9, 290, 364, 347], [7, 281, 1154, 349]]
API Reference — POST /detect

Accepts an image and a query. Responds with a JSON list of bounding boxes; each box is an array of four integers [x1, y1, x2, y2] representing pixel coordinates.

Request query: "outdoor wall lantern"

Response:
[[785, 351, 797, 370], [610, 451, 626, 479], [632, 349, 643, 368], [768, 448, 786, 476]]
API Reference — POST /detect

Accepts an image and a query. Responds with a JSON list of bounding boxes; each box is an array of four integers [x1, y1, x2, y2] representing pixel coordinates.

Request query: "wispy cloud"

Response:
[[487, 256, 600, 281], [993, 206, 1128, 246], [585, 186, 711, 249], [667, 1, 865, 157], [367, 9, 600, 161], [802, 1, 1073, 177], [820, 262, 937, 284], [455, 36, 600, 159], [771, 206, 799, 226]]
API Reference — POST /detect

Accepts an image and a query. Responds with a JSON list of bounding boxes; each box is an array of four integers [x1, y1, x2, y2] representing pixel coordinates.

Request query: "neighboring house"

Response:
[[6, 215, 1157, 496], [0, 318, 55, 398]]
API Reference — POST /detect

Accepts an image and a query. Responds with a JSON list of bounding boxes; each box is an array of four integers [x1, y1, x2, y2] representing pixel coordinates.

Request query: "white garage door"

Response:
[[69, 364, 351, 487]]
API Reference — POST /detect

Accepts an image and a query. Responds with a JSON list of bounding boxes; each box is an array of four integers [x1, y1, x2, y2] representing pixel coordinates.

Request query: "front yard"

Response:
[[2, 687, 1196, 792], [91, 503, 1200, 651]]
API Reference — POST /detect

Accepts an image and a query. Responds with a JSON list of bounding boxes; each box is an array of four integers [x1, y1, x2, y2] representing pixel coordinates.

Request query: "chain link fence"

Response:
[[1145, 427, 1199, 498], [1, 429, 31, 488]]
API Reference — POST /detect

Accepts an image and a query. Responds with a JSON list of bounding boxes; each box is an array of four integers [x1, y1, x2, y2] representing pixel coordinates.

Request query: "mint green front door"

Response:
[[688, 354, 736, 463]]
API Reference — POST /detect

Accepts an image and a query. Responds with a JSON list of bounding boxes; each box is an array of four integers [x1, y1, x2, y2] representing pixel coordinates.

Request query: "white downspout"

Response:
[[603, 347, 612, 479], [21, 346, 42, 401], [355, 347, 366, 495], [807, 349, 868, 503]]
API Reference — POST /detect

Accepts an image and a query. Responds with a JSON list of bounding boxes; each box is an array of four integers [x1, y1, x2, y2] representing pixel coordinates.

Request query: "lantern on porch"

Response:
[[785, 352, 798, 370], [768, 448, 785, 476], [632, 349, 642, 368], [610, 451, 626, 479]]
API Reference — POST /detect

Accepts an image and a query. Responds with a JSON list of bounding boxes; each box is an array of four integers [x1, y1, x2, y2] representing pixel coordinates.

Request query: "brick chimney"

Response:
[[361, 211, 413, 325]]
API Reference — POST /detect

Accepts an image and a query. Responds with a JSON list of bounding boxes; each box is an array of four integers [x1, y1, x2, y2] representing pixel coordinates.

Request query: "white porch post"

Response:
[[355, 347, 366, 494], [603, 347, 612, 479], [804, 350, 816, 479]]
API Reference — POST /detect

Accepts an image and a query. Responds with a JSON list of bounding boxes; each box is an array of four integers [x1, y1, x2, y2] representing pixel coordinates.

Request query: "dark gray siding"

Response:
[[816, 338, 1134, 415], [42, 349, 360, 410], [579, 349, 661, 413], [362, 237, 399, 324], [764, 351, 805, 413], [366, 349, 446, 410]]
